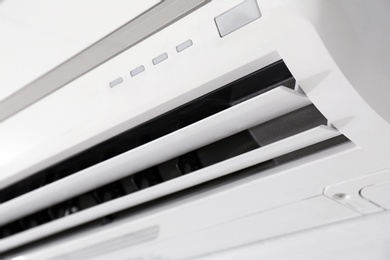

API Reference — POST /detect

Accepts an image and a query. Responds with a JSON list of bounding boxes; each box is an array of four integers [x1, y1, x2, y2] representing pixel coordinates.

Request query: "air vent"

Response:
[[0, 61, 294, 203], [0, 61, 350, 253]]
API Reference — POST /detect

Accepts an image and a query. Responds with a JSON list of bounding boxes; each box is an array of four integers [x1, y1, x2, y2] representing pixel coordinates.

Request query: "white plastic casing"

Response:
[[1, 0, 390, 259]]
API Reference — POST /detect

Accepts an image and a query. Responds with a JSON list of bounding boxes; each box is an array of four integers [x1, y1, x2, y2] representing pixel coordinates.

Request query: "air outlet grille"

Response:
[[0, 60, 350, 253], [0, 106, 348, 239], [1, 61, 294, 203]]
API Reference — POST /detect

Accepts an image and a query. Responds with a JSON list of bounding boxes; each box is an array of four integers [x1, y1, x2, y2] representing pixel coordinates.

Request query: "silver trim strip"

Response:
[[0, 0, 210, 122]]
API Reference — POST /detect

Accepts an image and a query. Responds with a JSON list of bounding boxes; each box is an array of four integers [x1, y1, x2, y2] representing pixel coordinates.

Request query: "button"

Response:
[[109, 77, 123, 88], [215, 0, 261, 37], [152, 53, 168, 65], [176, 40, 193, 52], [130, 65, 145, 77]]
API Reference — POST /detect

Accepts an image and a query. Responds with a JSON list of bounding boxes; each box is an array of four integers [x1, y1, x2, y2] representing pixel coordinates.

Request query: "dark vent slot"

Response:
[[249, 105, 328, 146], [0, 136, 350, 256], [274, 135, 349, 165], [0, 104, 349, 239], [1, 60, 294, 203]]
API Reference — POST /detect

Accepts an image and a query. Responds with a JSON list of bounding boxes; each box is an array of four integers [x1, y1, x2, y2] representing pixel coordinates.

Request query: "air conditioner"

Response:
[[1, 0, 390, 259]]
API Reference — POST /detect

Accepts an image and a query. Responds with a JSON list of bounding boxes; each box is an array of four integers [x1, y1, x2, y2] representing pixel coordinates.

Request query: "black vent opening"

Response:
[[0, 103, 350, 239], [1, 60, 294, 203]]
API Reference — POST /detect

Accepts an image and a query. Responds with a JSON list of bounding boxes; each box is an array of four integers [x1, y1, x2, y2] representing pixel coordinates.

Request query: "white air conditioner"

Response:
[[1, 0, 390, 259]]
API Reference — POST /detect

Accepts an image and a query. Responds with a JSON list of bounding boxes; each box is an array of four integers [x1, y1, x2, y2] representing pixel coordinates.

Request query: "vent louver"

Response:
[[0, 61, 294, 204], [0, 61, 350, 253]]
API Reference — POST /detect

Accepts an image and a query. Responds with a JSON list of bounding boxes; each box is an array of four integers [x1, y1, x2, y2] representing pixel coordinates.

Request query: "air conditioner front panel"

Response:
[[1, 0, 390, 259], [2, 0, 390, 189]]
